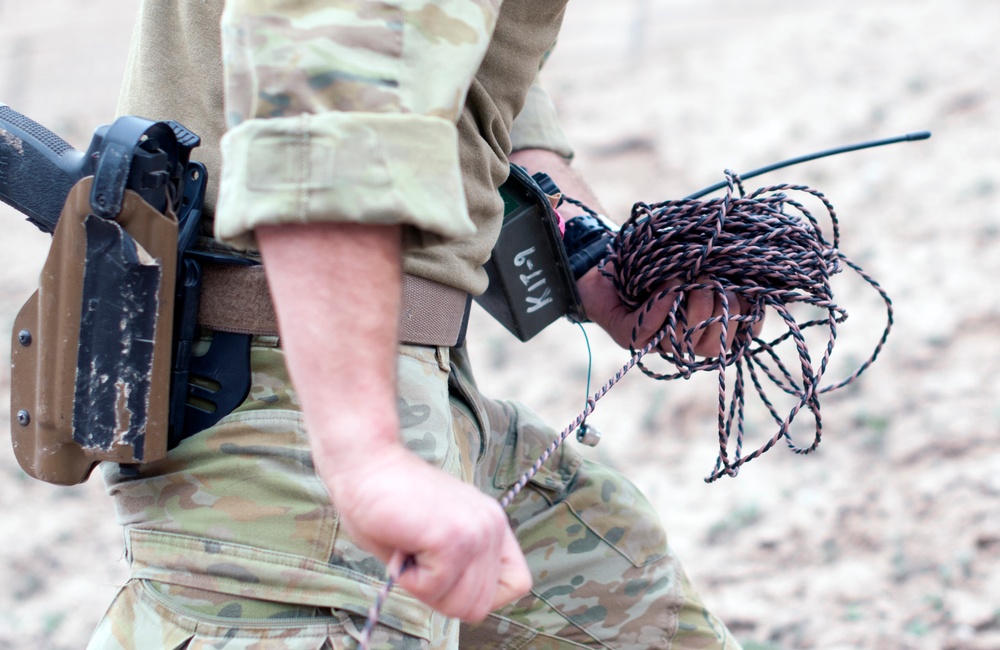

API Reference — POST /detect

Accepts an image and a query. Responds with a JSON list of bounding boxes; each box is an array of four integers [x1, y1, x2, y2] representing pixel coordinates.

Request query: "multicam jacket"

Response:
[[118, 0, 573, 296]]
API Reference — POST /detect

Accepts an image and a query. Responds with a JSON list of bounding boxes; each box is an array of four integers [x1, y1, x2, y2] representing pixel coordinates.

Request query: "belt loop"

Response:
[[435, 346, 450, 373]]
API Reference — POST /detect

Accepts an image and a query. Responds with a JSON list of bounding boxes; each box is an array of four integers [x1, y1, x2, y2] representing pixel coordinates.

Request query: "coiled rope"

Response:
[[603, 170, 892, 481], [358, 168, 894, 647]]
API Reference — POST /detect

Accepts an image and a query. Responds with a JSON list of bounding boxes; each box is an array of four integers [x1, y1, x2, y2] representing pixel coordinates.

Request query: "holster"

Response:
[[10, 177, 178, 485]]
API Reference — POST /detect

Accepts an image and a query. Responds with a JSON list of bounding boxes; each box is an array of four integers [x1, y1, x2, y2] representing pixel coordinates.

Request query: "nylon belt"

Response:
[[197, 263, 471, 347]]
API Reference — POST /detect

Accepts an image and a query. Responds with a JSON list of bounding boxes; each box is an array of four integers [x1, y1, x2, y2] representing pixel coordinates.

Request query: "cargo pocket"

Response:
[[486, 399, 580, 501], [397, 344, 462, 480], [465, 398, 680, 648], [89, 578, 434, 650], [487, 399, 666, 567]]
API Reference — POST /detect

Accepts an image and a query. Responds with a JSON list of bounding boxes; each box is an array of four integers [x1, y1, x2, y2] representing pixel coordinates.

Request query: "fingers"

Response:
[[396, 501, 531, 622], [328, 448, 531, 623], [746, 294, 765, 338], [491, 527, 533, 612], [689, 289, 740, 357], [640, 281, 762, 358], [631, 282, 683, 348], [579, 260, 766, 356], [682, 284, 718, 354], [640, 280, 729, 357]]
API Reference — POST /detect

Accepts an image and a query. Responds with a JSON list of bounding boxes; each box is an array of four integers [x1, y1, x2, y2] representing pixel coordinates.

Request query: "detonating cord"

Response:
[[358, 172, 878, 641], [356, 554, 415, 649], [357, 329, 665, 647], [357, 132, 927, 647], [605, 170, 892, 480]]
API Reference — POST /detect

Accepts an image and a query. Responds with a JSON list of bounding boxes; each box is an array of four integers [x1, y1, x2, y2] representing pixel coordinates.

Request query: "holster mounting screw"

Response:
[[18, 330, 32, 346], [17, 410, 31, 426]]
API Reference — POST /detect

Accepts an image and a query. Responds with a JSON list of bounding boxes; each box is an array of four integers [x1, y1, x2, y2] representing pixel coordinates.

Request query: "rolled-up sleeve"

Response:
[[216, 0, 501, 249], [509, 76, 574, 160]]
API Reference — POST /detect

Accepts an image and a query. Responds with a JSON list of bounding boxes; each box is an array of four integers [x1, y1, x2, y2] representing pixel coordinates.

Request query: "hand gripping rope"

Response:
[[356, 132, 929, 647], [605, 170, 891, 481]]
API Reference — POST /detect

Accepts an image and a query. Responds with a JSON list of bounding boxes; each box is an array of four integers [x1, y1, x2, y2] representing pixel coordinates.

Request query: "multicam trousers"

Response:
[[89, 339, 740, 649]]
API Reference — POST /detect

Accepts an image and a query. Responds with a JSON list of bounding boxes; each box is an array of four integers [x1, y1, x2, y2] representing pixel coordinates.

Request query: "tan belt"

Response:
[[196, 263, 471, 347]]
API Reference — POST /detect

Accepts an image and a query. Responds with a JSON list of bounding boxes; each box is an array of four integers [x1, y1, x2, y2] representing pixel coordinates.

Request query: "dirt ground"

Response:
[[1, 0, 998, 648]]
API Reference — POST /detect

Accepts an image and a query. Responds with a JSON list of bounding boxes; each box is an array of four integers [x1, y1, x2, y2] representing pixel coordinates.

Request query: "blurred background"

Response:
[[1, 1, 997, 648]]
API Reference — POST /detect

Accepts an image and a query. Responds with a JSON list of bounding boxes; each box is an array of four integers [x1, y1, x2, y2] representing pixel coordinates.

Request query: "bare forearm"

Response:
[[256, 221, 531, 619], [509, 148, 608, 218], [256, 222, 403, 472]]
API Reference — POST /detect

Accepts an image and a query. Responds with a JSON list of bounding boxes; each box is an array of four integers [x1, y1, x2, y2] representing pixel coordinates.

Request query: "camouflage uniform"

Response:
[[89, 0, 742, 647]]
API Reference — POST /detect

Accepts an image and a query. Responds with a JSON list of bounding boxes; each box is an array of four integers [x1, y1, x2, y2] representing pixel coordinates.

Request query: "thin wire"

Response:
[[575, 321, 594, 431]]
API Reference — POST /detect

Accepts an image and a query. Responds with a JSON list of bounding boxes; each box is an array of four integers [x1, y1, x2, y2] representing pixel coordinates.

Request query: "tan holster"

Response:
[[10, 177, 178, 485]]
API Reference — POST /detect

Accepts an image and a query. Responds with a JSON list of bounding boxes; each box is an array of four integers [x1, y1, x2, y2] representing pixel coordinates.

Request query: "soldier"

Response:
[[89, 1, 750, 647]]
